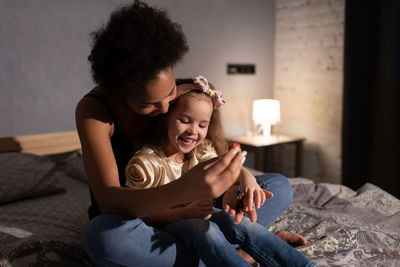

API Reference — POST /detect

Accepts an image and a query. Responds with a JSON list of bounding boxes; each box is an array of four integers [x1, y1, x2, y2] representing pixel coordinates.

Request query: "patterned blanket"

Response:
[[270, 178, 400, 266]]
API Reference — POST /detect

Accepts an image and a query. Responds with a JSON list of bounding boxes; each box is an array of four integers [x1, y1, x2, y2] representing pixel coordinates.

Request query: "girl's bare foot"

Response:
[[275, 230, 308, 247], [236, 248, 256, 264]]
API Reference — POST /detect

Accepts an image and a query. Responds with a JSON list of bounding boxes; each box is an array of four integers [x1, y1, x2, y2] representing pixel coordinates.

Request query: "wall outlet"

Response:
[[227, 64, 256, 74]]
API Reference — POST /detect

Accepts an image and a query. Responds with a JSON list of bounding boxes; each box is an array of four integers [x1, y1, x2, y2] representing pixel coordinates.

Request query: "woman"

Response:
[[76, 1, 296, 266]]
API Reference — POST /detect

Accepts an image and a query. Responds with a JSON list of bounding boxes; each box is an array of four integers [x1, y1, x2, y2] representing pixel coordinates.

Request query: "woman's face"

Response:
[[127, 67, 177, 116], [165, 93, 213, 155]]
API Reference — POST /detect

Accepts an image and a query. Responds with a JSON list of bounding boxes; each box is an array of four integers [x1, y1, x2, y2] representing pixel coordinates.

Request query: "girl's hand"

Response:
[[239, 168, 274, 213], [222, 169, 273, 223], [183, 200, 214, 220], [179, 148, 244, 201]]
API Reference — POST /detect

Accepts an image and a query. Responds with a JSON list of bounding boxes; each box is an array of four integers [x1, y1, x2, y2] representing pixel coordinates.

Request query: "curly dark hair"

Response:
[[88, 0, 188, 97]]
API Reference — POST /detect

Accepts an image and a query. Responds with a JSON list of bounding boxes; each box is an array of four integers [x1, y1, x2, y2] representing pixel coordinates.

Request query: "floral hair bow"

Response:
[[176, 75, 225, 109]]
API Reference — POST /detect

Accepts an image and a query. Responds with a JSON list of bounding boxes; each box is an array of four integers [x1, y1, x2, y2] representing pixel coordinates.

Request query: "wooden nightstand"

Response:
[[227, 134, 305, 176]]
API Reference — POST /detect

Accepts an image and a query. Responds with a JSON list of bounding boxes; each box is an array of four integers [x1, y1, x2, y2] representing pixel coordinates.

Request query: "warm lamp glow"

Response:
[[252, 99, 280, 137]]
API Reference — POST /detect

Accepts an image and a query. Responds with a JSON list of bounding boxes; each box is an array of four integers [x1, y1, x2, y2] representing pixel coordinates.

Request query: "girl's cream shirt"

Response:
[[125, 140, 217, 189]]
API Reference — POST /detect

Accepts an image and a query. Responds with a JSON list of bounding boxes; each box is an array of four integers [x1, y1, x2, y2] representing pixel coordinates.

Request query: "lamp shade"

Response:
[[252, 99, 280, 125]]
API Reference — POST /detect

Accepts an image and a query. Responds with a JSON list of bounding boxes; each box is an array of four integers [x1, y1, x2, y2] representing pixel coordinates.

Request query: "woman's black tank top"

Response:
[[83, 90, 133, 219]]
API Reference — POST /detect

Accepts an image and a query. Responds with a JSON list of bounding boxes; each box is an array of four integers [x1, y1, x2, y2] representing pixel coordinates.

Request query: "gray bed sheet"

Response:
[[0, 173, 399, 266], [0, 172, 92, 266]]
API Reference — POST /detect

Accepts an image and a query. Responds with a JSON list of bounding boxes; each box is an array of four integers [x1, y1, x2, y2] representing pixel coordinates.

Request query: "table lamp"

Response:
[[252, 99, 280, 138]]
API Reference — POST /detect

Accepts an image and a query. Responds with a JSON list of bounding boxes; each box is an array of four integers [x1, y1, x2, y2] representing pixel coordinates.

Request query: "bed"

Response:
[[0, 131, 399, 266]]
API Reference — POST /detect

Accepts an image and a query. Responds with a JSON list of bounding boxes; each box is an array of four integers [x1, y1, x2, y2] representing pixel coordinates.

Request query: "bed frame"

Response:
[[0, 131, 81, 155]]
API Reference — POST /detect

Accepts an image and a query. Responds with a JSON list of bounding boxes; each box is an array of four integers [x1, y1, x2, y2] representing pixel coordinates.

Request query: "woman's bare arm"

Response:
[[76, 97, 243, 218], [141, 200, 214, 227]]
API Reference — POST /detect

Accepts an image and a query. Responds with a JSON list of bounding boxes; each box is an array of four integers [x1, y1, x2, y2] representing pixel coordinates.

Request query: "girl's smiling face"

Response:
[[164, 92, 213, 157]]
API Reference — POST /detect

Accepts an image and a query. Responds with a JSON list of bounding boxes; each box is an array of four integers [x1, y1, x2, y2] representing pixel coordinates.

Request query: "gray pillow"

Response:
[[0, 152, 64, 204], [52, 150, 87, 183]]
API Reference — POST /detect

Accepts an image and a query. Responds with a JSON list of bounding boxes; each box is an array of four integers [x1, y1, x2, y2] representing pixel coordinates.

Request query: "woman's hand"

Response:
[[222, 169, 273, 223], [222, 184, 245, 223], [178, 148, 244, 201], [183, 200, 214, 220]]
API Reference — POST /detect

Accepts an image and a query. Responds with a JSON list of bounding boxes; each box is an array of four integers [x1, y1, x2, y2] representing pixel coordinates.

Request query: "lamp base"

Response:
[[262, 123, 271, 138]]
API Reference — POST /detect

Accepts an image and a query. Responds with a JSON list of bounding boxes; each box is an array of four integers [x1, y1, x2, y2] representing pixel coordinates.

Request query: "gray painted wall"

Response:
[[0, 0, 275, 137]]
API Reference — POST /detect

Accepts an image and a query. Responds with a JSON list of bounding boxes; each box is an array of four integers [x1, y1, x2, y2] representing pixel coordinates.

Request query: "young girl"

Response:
[[125, 76, 316, 267]]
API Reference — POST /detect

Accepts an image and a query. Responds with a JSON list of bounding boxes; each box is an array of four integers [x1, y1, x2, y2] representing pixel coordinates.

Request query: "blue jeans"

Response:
[[82, 173, 314, 266], [162, 208, 315, 267]]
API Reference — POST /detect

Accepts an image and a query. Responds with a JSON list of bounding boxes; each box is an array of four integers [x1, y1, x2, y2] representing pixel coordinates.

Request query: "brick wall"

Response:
[[273, 0, 345, 183]]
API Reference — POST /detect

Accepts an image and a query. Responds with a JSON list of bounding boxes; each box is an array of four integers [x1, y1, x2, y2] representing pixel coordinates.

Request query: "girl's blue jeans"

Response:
[[82, 173, 316, 267]]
